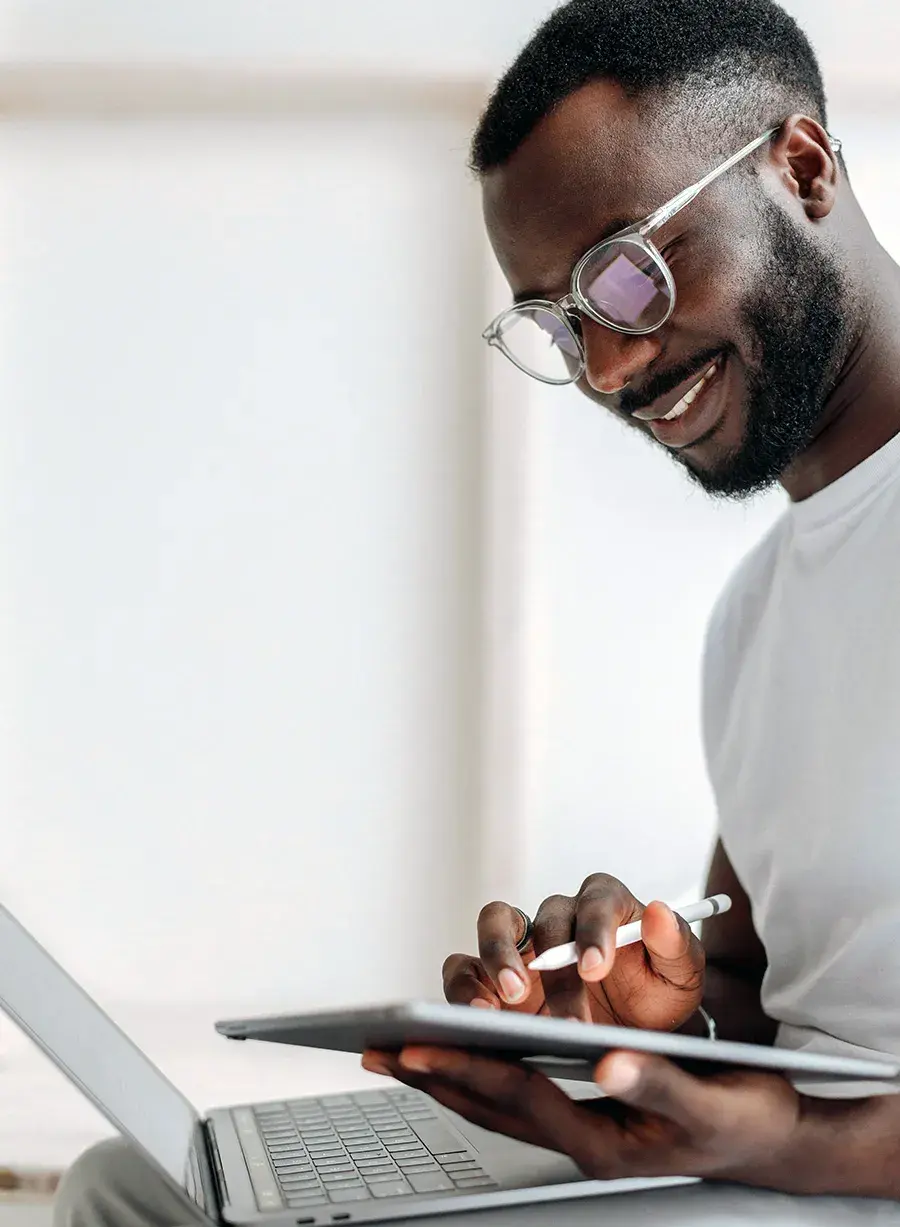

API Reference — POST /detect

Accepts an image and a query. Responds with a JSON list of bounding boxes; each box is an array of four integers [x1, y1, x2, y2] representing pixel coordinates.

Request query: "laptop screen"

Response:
[[0, 905, 204, 1207]]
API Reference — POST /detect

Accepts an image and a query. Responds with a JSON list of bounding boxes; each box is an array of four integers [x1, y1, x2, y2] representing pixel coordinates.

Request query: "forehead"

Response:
[[482, 79, 688, 296]]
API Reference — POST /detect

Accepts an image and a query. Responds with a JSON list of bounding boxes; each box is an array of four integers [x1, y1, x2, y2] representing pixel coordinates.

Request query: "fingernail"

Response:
[[498, 968, 526, 1003], [469, 997, 496, 1010], [597, 1055, 640, 1097], [399, 1051, 432, 1074], [361, 1053, 391, 1077], [579, 946, 604, 974], [655, 901, 680, 930]]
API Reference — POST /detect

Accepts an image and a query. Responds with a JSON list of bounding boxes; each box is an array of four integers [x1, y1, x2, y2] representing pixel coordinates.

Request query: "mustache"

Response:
[[619, 346, 726, 416]]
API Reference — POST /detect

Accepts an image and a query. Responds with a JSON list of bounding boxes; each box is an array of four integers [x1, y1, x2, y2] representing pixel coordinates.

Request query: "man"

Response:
[[54, 0, 900, 1222], [360, 0, 900, 1210]]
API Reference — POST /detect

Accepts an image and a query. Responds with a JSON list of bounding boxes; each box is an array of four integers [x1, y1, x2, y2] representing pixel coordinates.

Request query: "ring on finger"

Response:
[[513, 908, 534, 953]]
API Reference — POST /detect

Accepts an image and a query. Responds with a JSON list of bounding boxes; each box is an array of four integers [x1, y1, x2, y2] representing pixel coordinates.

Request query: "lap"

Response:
[[54, 1139, 207, 1227]]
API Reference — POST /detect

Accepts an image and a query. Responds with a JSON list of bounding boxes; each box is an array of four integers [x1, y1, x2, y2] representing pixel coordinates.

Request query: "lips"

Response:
[[629, 356, 724, 423], [645, 356, 728, 450]]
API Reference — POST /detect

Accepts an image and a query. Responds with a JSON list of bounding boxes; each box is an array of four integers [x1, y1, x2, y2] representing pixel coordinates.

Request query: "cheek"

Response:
[[668, 230, 756, 341]]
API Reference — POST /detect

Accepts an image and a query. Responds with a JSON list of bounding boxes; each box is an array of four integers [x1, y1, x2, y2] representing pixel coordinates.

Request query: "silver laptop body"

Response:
[[0, 904, 692, 1225]]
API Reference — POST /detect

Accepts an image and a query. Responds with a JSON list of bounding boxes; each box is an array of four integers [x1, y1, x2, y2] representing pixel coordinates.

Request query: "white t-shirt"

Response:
[[703, 427, 900, 1096]]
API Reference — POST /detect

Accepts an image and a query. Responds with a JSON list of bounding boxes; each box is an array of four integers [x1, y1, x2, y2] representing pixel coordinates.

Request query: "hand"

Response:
[[361, 1046, 802, 1188], [443, 874, 704, 1031]]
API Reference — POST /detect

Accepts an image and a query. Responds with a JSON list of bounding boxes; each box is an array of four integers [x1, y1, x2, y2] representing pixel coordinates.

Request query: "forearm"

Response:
[[677, 961, 776, 1045], [732, 1093, 900, 1199], [702, 962, 777, 1046]]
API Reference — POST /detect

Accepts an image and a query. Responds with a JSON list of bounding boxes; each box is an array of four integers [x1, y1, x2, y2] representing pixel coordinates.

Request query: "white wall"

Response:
[[0, 0, 897, 87], [0, 107, 485, 1011]]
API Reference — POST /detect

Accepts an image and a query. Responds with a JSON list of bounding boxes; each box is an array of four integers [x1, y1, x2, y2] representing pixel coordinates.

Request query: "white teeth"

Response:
[[661, 363, 719, 421]]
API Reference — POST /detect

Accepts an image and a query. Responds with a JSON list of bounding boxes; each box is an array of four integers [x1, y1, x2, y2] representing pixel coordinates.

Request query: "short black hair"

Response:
[[471, 0, 829, 176]]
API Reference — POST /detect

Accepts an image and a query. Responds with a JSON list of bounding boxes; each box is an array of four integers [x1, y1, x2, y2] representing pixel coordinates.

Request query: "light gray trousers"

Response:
[[53, 1138, 900, 1227]]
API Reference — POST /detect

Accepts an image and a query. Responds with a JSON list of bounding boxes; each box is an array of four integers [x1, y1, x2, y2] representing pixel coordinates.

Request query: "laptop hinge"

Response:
[[191, 1118, 223, 1221]]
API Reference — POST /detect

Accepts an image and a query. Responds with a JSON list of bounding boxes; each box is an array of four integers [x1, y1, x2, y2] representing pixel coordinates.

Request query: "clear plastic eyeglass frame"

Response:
[[482, 127, 843, 385]]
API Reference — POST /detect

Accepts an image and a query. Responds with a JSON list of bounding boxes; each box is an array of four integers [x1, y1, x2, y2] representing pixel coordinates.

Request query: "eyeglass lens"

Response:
[[494, 239, 673, 382], [495, 305, 583, 383], [575, 239, 671, 330]]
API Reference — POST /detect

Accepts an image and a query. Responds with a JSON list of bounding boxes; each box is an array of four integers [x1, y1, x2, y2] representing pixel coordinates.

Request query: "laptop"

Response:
[[0, 903, 698, 1225]]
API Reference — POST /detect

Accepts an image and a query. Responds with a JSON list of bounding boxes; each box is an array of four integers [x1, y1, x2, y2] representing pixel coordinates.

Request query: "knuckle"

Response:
[[579, 872, 626, 895], [478, 900, 513, 927], [579, 873, 636, 907], [441, 952, 471, 981], [537, 892, 576, 915]]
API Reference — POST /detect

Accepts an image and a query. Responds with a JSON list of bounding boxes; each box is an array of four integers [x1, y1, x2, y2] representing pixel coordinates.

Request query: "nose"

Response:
[[581, 318, 663, 394]]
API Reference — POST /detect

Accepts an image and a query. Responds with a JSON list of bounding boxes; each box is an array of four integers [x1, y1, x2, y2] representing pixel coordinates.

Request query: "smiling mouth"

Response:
[[627, 355, 728, 451], [659, 363, 719, 421]]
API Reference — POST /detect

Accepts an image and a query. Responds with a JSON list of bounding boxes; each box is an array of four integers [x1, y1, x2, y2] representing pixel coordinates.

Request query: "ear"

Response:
[[769, 115, 839, 221]]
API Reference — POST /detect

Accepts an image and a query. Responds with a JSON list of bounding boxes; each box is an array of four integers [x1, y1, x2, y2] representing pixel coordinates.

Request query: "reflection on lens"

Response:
[[576, 238, 671, 330], [495, 306, 582, 383]]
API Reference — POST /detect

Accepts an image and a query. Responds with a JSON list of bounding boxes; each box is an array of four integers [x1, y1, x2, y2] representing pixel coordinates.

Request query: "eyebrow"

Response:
[[511, 215, 635, 306]]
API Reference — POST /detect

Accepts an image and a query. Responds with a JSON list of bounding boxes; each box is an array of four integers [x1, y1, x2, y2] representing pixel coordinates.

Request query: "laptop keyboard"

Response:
[[242, 1088, 498, 1212]]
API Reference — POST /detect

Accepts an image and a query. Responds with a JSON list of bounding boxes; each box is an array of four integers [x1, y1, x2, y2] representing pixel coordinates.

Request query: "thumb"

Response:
[[594, 1051, 716, 1133], [640, 900, 705, 986]]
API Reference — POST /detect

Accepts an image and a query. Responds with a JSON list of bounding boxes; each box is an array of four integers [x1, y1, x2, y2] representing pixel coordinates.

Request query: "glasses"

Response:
[[482, 127, 843, 386]]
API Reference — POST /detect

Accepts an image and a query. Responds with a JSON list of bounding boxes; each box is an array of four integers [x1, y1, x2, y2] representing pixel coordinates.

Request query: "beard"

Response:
[[675, 198, 851, 498]]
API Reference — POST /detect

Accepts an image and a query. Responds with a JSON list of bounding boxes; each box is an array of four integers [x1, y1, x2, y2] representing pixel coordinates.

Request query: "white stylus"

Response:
[[527, 893, 732, 972]]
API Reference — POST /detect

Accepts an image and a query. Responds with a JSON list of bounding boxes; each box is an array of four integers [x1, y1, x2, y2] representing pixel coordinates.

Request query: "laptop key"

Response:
[[407, 1172, 455, 1193], [328, 1187, 371, 1203], [370, 1182, 413, 1199], [453, 1176, 496, 1188], [410, 1121, 468, 1154]]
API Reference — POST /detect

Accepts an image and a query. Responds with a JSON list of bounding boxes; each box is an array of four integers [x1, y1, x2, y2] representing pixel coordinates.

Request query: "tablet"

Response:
[[215, 1001, 900, 1085]]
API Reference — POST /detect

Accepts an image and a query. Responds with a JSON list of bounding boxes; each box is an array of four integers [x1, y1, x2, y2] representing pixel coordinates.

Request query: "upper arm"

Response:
[[702, 838, 767, 977]]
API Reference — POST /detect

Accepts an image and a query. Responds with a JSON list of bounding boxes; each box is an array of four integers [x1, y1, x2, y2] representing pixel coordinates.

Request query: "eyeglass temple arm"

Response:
[[640, 126, 842, 237]]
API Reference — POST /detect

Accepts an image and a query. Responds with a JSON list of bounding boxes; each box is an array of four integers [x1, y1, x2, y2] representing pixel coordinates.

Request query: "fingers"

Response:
[[639, 900, 706, 991], [531, 893, 587, 1018], [571, 875, 643, 982], [442, 953, 502, 1009], [395, 1047, 586, 1153], [454, 882, 701, 1023], [594, 1051, 717, 1137], [475, 901, 533, 1005], [390, 1047, 619, 1176], [361, 1049, 545, 1149]]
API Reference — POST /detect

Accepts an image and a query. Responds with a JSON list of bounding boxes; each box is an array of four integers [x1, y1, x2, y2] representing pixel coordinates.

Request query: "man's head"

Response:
[[473, 0, 857, 498]]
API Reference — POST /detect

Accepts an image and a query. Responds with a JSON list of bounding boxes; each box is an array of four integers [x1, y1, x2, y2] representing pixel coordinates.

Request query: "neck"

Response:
[[780, 241, 900, 502]]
